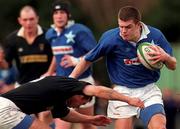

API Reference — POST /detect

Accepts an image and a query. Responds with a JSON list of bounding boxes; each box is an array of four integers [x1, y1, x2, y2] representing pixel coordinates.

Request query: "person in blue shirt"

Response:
[[0, 45, 17, 94], [0, 66, 17, 94], [43, 1, 97, 129], [70, 6, 177, 129]]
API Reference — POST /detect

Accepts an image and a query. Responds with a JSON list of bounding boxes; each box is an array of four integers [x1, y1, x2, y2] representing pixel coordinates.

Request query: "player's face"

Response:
[[53, 10, 68, 30], [118, 19, 141, 42], [66, 95, 90, 108], [18, 9, 39, 34]]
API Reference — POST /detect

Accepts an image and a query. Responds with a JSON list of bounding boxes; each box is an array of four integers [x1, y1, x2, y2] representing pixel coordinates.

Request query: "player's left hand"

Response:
[[60, 55, 80, 68], [90, 115, 112, 126]]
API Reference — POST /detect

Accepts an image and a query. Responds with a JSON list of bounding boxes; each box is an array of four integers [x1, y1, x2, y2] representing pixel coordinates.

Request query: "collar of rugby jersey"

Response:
[[129, 22, 150, 46], [138, 22, 150, 42], [51, 20, 75, 36], [17, 25, 43, 37]]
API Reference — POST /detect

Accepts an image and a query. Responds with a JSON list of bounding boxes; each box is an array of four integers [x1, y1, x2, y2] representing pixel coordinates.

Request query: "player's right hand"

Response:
[[128, 97, 144, 108], [60, 55, 80, 68]]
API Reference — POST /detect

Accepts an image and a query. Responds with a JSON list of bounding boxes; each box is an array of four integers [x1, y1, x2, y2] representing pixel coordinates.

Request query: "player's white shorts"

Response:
[[107, 83, 163, 119], [0, 97, 33, 129], [79, 75, 96, 108]]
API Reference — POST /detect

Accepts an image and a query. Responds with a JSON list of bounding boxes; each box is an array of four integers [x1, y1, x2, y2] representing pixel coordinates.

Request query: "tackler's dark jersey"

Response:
[[2, 76, 90, 118]]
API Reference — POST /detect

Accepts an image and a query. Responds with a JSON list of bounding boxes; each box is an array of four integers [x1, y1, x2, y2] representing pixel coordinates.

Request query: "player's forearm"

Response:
[[47, 56, 56, 74], [62, 109, 93, 123], [94, 86, 130, 103], [164, 55, 176, 70], [69, 58, 91, 78]]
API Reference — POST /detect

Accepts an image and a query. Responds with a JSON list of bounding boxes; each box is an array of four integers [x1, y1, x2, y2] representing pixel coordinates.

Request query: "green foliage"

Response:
[[157, 44, 180, 91], [0, 0, 180, 42], [143, 0, 180, 42]]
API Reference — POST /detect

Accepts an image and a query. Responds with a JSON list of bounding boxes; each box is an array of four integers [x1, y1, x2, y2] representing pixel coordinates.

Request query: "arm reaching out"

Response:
[[62, 109, 111, 126], [69, 57, 92, 78], [83, 85, 144, 108]]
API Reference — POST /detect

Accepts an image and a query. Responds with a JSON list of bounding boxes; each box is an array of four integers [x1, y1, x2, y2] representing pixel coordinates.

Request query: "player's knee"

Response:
[[148, 118, 166, 129], [29, 118, 39, 129], [29, 118, 51, 129], [149, 124, 166, 129], [82, 123, 97, 129]]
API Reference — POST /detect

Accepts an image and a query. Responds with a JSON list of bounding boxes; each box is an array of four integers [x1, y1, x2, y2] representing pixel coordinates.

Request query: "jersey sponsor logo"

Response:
[[39, 43, 45, 51], [20, 55, 48, 63], [52, 46, 73, 55], [124, 57, 141, 65]]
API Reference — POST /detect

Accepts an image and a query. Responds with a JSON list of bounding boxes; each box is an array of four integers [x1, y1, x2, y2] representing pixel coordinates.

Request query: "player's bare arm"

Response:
[[156, 46, 176, 70], [83, 85, 144, 108], [42, 56, 56, 77], [148, 45, 176, 70], [69, 58, 92, 78], [29, 118, 52, 129], [61, 109, 111, 126]]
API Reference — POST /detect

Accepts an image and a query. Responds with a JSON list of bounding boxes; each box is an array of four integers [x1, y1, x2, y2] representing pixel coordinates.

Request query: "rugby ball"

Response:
[[137, 42, 164, 70]]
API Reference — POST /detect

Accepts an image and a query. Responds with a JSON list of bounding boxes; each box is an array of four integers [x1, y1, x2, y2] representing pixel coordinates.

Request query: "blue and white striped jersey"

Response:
[[46, 21, 97, 79]]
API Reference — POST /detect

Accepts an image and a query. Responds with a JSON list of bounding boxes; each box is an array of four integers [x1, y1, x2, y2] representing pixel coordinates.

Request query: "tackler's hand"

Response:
[[127, 97, 144, 108], [90, 115, 112, 126]]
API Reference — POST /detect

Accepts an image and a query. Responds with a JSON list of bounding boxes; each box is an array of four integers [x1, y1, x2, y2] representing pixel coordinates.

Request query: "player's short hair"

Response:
[[118, 6, 141, 23], [19, 5, 38, 17]]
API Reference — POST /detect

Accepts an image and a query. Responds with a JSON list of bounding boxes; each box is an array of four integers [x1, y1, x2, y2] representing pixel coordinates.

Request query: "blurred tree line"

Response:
[[0, 0, 180, 85]]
